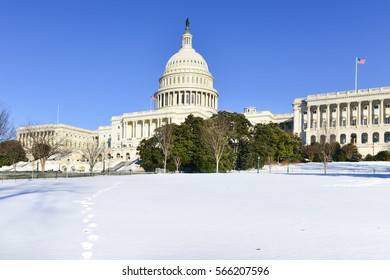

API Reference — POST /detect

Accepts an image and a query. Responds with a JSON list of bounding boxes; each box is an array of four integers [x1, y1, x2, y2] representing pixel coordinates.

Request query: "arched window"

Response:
[[310, 135, 316, 144], [116, 153, 121, 159], [340, 134, 346, 144], [362, 133, 368, 144], [373, 132, 379, 143], [330, 134, 336, 143], [126, 153, 130, 160], [350, 133, 357, 144], [320, 135, 326, 144], [385, 132, 390, 143]]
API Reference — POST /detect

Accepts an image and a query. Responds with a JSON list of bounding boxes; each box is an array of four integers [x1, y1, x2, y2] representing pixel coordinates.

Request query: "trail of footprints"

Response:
[[74, 183, 119, 260]]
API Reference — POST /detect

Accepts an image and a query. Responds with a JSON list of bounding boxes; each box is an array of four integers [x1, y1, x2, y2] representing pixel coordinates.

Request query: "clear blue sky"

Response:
[[1, 0, 390, 130]]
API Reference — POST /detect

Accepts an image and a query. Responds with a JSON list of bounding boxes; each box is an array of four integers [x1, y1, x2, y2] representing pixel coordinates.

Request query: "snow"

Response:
[[1, 162, 390, 260]]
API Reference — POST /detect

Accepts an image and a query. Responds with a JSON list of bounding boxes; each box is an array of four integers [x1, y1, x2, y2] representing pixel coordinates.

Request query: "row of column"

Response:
[[305, 99, 389, 129], [155, 90, 217, 110], [122, 118, 171, 140]]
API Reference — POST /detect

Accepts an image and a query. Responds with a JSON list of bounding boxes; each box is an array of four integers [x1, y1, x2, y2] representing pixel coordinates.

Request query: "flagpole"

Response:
[[355, 57, 358, 93]]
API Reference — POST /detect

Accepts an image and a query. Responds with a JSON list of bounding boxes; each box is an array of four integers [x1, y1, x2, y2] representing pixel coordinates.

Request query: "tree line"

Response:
[[137, 112, 304, 173], [1, 102, 388, 174]]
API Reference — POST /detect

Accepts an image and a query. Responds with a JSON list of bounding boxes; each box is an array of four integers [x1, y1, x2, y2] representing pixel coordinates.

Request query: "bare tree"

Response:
[[80, 139, 104, 172], [314, 141, 336, 174], [154, 123, 174, 173], [0, 103, 14, 142], [173, 155, 182, 173], [20, 124, 70, 172], [200, 116, 230, 173]]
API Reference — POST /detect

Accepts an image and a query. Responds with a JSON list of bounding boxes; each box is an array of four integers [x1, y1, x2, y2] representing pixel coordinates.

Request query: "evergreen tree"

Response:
[[137, 137, 164, 172], [0, 140, 27, 171]]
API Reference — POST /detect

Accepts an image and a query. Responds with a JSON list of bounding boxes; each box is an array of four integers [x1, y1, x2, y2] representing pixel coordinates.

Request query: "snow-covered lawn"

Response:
[[1, 162, 390, 260]]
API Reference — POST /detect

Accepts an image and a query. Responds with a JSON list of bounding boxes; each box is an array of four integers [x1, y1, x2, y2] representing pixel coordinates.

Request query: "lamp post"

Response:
[[257, 156, 260, 174]]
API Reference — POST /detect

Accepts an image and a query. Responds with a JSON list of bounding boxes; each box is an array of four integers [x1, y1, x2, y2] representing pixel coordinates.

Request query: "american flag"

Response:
[[150, 96, 156, 100], [357, 57, 366, 64]]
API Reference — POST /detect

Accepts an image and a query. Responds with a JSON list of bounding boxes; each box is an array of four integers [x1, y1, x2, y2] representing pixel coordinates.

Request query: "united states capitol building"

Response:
[[16, 20, 390, 171]]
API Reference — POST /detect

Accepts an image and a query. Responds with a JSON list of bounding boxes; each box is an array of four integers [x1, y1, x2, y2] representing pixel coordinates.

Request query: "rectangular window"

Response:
[[351, 119, 357, 125], [385, 117, 390, 124], [374, 118, 379, 125], [374, 105, 379, 109], [332, 108, 336, 113]]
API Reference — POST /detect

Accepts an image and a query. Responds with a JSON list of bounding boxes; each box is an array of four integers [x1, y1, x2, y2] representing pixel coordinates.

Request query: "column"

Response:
[[336, 103, 340, 127], [326, 104, 330, 127], [307, 106, 311, 129], [368, 100, 372, 125], [292, 105, 301, 136], [346, 102, 350, 127], [358, 102, 361, 126], [316, 105, 320, 129], [380, 99, 384, 124]]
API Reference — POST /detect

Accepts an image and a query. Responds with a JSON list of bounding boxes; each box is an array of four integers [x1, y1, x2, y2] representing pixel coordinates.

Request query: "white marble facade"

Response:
[[293, 86, 390, 155]]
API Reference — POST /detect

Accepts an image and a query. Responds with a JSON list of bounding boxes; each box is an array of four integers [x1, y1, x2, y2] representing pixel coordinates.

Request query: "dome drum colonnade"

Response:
[[154, 19, 218, 112]]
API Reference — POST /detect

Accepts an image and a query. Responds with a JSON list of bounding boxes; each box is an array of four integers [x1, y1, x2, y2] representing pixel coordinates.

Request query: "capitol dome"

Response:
[[164, 45, 209, 74], [154, 19, 218, 114]]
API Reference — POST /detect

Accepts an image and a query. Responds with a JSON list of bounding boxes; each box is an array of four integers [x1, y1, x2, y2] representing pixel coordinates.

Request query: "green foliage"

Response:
[[136, 137, 164, 172], [0, 140, 27, 167], [331, 142, 347, 162], [136, 115, 304, 173], [374, 150, 390, 161], [245, 123, 301, 168], [364, 154, 375, 161]]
